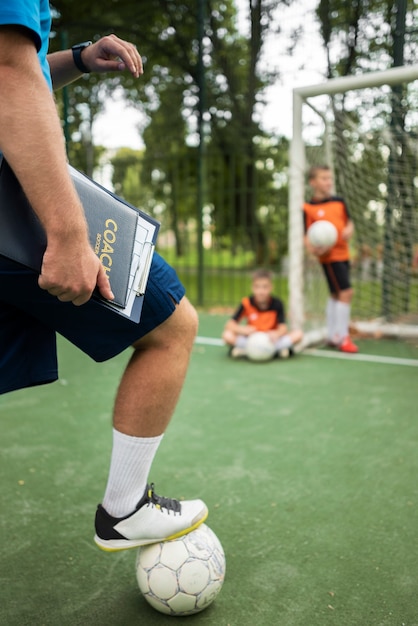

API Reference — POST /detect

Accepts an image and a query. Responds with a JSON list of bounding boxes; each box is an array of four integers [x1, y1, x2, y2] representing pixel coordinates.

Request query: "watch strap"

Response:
[[72, 42, 92, 74]]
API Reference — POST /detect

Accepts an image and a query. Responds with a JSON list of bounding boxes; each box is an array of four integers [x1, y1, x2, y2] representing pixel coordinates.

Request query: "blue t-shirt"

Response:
[[0, 0, 52, 89]]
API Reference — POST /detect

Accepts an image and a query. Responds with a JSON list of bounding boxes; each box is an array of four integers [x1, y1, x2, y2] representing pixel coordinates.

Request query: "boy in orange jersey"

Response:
[[303, 165, 358, 353], [222, 269, 303, 358]]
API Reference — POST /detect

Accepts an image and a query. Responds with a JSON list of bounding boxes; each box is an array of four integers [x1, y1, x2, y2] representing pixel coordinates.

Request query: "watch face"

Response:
[[73, 41, 92, 50]]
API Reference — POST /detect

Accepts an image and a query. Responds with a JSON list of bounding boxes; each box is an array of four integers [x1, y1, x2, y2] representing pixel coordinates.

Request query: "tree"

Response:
[[50, 0, 291, 264]]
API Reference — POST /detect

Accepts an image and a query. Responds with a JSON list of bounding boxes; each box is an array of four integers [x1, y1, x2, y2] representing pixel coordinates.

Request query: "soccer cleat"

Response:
[[229, 346, 247, 359], [339, 336, 359, 353], [94, 483, 208, 552]]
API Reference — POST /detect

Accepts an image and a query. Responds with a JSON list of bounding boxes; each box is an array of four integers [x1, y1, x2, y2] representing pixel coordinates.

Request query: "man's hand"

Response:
[[81, 34, 143, 78], [38, 238, 114, 306]]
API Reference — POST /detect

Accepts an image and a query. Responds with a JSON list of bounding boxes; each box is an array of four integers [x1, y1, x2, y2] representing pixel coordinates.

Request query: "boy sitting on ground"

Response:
[[222, 269, 303, 359]]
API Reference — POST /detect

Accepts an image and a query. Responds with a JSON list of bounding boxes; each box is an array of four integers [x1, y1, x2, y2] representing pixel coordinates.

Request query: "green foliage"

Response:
[[67, 141, 106, 175], [110, 147, 145, 207], [109, 134, 290, 266], [316, 0, 418, 77], [49, 1, 291, 267]]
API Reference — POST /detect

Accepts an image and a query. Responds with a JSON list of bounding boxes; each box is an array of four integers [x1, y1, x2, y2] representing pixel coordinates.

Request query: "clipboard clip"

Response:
[[133, 242, 155, 296]]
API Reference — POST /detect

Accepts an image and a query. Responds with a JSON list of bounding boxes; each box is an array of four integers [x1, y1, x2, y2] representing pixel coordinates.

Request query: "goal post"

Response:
[[289, 64, 418, 342]]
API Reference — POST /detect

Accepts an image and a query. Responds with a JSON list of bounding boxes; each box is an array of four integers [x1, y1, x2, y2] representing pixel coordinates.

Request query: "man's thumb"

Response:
[[96, 264, 114, 301]]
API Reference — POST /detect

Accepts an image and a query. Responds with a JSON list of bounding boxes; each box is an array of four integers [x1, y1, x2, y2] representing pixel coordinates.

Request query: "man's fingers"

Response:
[[71, 292, 93, 306], [89, 35, 143, 77], [96, 263, 115, 301], [38, 275, 94, 305]]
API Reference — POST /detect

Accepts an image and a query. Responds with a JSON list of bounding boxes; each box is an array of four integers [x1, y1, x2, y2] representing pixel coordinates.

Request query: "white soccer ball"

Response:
[[307, 220, 338, 248], [136, 524, 226, 616], [246, 331, 276, 362]]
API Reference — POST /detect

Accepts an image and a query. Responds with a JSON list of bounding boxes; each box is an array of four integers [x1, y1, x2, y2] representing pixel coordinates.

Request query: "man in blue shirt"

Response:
[[0, 1, 208, 551]]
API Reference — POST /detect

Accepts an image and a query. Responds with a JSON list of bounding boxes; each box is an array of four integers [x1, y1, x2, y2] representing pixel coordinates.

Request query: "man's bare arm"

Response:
[[0, 26, 113, 305]]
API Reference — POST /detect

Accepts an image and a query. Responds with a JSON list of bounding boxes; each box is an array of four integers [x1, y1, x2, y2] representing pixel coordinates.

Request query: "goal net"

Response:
[[288, 65, 418, 344]]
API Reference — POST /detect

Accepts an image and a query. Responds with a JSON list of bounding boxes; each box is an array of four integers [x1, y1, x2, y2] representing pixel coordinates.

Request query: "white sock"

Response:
[[334, 301, 350, 344], [102, 428, 163, 518], [236, 335, 248, 349], [275, 335, 292, 351], [326, 298, 337, 342]]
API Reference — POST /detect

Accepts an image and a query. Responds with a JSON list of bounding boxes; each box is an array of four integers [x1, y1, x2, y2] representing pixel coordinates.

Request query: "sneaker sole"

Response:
[[94, 507, 209, 552]]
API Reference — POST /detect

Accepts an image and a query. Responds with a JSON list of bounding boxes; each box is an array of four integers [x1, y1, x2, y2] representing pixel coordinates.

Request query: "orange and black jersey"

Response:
[[303, 196, 351, 263], [232, 296, 285, 331]]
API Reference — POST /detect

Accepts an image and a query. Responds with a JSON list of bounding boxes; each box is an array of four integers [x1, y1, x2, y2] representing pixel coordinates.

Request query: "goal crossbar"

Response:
[[294, 64, 418, 99]]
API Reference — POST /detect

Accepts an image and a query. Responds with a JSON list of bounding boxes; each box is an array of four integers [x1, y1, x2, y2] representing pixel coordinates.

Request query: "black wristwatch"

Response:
[[72, 41, 92, 74]]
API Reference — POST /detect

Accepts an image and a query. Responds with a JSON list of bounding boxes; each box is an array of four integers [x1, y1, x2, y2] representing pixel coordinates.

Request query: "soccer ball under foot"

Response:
[[136, 524, 226, 616]]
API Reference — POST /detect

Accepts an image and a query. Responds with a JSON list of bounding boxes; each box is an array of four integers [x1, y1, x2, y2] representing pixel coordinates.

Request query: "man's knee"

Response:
[[175, 296, 198, 341], [133, 296, 197, 351]]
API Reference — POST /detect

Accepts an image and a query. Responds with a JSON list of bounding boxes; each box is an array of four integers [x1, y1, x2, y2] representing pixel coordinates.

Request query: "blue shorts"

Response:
[[0, 252, 185, 394]]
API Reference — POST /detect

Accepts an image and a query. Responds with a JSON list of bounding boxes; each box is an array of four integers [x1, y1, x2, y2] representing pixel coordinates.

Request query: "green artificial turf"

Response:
[[1, 314, 417, 625]]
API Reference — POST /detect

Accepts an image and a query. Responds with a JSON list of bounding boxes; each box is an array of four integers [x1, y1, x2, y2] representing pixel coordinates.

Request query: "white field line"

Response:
[[196, 336, 224, 346], [195, 336, 418, 368], [302, 348, 418, 367]]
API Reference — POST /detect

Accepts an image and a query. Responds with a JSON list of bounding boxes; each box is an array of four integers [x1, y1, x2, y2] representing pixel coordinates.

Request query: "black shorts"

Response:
[[321, 261, 351, 294], [0, 252, 185, 395]]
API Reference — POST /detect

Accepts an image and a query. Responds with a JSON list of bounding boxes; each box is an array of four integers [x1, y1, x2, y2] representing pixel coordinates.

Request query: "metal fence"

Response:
[[116, 150, 290, 310]]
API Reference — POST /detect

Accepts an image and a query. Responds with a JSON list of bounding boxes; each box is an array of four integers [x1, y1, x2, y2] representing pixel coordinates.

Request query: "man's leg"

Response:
[[113, 296, 198, 437], [95, 297, 208, 551], [0, 256, 208, 550]]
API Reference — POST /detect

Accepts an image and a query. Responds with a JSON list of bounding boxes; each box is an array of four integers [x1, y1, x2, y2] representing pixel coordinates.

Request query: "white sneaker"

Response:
[[94, 483, 208, 552]]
